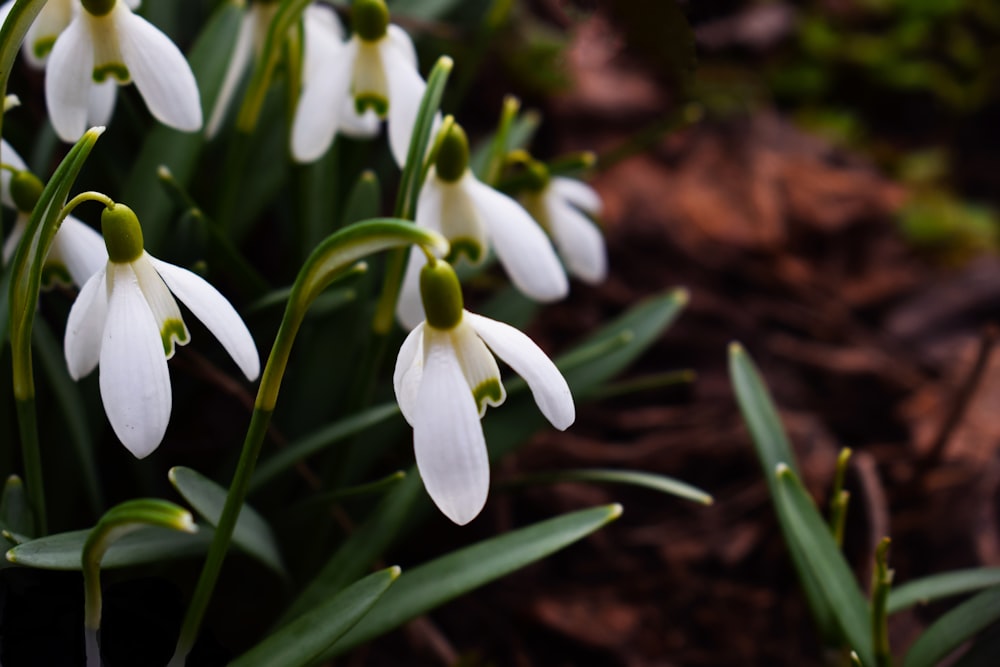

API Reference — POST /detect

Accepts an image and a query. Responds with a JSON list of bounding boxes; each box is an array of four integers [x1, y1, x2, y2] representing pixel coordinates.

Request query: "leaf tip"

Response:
[[5, 549, 15, 564], [670, 287, 690, 307], [388, 565, 402, 580], [607, 503, 624, 520], [775, 462, 791, 478], [728, 341, 745, 357], [437, 55, 454, 72]]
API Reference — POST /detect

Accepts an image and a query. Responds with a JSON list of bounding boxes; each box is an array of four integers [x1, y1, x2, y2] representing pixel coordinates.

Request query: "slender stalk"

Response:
[[871, 537, 893, 667], [14, 397, 45, 535]]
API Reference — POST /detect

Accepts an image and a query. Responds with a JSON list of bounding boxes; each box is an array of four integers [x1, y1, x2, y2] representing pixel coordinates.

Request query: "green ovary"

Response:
[[161, 319, 189, 357], [93, 63, 129, 83], [472, 378, 504, 413]]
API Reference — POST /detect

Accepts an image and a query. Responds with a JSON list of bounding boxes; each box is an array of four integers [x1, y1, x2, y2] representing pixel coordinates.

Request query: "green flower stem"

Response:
[[828, 448, 852, 547], [83, 500, 195, 666], [871, 537, 893, 667], [171, 221, 448, 666], [14, 397, 44, 535]]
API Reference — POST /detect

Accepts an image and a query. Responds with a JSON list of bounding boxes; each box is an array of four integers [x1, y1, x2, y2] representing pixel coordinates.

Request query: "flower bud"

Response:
[[9, 171, 43, 214], [101, 203, 144, 263], [353, 0, 389, 42], [420, 260, 464, 330], [435, 124, 469, 183]]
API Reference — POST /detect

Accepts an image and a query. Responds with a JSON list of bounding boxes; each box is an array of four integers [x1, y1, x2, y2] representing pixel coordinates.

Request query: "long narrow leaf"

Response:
[[7, 526, 211, 569], [322, 504, 622, 658], [904, 586, 1000, 667], [889, 568, 1000, 614]]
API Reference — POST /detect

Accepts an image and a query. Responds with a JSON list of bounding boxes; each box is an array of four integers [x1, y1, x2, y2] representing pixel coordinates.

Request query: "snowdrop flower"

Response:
[[396, 123, 568, 329], [208, 2, 377, 138], [1, 140, 106, 287], [394, 260, 574, 524], [45, 0, 201, 142], [65, 203, 259, 458], [518, 162, 608, 284], [291, 0, 424, 166]]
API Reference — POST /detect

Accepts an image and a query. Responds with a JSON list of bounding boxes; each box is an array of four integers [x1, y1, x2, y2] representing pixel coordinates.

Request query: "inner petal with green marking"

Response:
[[450, 324, 507, 416], [160, 319, 190, 357], [352, 41, 389, 117], [93, 62, 129, 83]]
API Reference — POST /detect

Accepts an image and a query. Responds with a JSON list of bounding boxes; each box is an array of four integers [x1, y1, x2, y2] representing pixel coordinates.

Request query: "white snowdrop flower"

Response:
[[396, 124, 568, 330], [394, 260, 574, 525], [291, 0, 425, 166], [1, 166, 107, 288], [45, 0, 201, 142], [520, 171, 608, 285], [0, 137, 27, 210], [64, 204, 259, 458]]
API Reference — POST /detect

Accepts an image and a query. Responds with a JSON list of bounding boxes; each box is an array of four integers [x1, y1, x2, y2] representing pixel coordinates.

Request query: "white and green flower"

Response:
[[45, 0, 201, 142], [520, 173, 608, 285], [291, 0, 424, 166], [1, 140, 107, 287], [64, 204, 259, 458], [396, 124, 569, 329], [394, 261, 574, 525]]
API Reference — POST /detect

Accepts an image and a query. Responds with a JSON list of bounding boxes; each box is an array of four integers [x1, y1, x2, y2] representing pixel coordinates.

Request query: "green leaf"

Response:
[[890, 568, 1000, 614], [169, 467, 285, 576], [121, 0, 244, 251], [250, 402, 401, 492], [341, 169, 382, 228], [230, 567, 399, 667], [509, 468, 712, 506], [952, 623, 1000, 667], [775, 465, 875, 667], [904, 586, 1000, 667], [6, 525, 211, 570], [322, 505, 621, 658]]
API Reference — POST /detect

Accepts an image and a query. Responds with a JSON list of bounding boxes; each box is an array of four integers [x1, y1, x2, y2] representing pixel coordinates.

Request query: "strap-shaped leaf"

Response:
[[230, 567, 399, 667], [169, 467, 285, 576], [904, 585, 1000, 667], [321, 504, 622, 658], [7, 526, 210, 569], [509, 468, 712, 506], [889, 568, 1000, 615]]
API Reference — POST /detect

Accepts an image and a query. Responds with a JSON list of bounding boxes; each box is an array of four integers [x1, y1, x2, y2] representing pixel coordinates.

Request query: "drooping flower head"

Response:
[[0, 139, 107, 287], [291, 0, 425, 166], [65, 203, 259, 458], [396, 123, 569, 329], [516, 156, 608, 285], [394, 259, 574, 524], [45, 0, 202, 142]]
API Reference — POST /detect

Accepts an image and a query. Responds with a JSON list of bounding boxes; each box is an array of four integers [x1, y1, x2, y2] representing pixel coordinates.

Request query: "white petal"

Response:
[[337, 103, 380, 138], [466, 177, 569, 302], [392, 322, 424, 425], [132, 253, 189, 358], [116, 7, 202, 131], [205, 8, 256, 138], [2, 216, 26, 264], [302, 3, 345, 85], [23, 0, 74, 68], [450, 319, 506, 416], [150, 256, 260, 381], [45, 16, 94, 142], [100, 263, 172, 458], [466, 312, 574, 430], [65, 265, 108, 379], [551, 176, 602, 215], [48, 215, 108, 287], [381, 39, 427, 168], [291, 38, 356, 162], [1, 138, 27, 209], [395, 245, 427, 331], [545, 194, 607, 284], [387, 24, 417, 68], [414, 331, 489, 525], [87, 79, 117, 129]]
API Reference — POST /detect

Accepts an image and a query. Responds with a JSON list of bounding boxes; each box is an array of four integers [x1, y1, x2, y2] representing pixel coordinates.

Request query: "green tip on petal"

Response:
[[101, 203, 145, 263], [353, 0, 389, 41], [420, 260, 464, 330], [9, 171, 43, 214], [81, 0, 116, 17], [435, 123, 469, 183]]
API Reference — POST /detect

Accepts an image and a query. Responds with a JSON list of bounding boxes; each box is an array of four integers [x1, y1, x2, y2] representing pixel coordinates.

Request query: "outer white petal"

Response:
[[386, 24, 417, 68], [65, 265, 109, 379], [2, 216, 26, 264], [550, 176, 602, 215], [1, 138, 27, 209], [291, 38, 356, 162], [49, 215, 108, 286], [392, 322, 424, 425], [466, 177, 569, 302], [45, 16, 94, 142], [150, 256, 260, 381], [302, 3, 345, 85], [414, 331, 489, 525], [100, 263, 172, 458], [545, 194, 607, 284], [87, 79, 117, 129], [116, 7, 202, 131], [381, 38, 426, 168], [205, 8, 256, 138], [466, 312, 574, 430], [395, 245, 427, 331]]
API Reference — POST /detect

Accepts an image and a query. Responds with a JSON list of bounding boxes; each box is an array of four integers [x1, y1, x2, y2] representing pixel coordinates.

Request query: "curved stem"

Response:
[[15, 396, 45, 535]]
